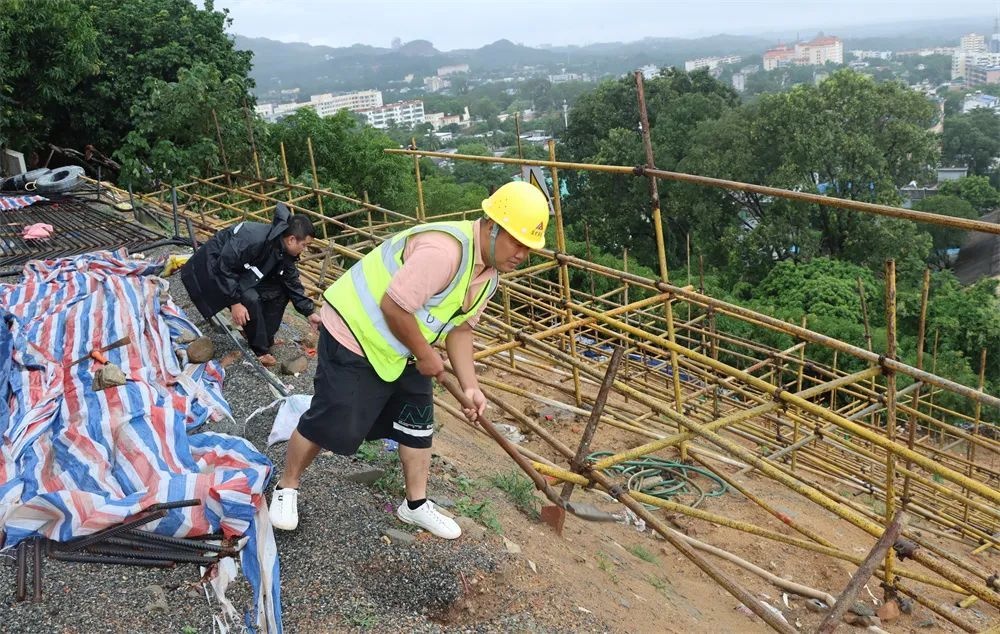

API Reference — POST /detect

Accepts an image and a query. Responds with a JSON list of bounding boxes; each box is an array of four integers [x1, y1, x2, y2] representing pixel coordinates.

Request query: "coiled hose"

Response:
[[588, 451, 728, 508]]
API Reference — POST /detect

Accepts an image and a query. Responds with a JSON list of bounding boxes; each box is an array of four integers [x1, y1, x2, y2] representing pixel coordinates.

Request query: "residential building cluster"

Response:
[[683, 55, 742, 72], [255, 89, 427, 129], [850, 50, 893, 61], [762, 35, 844, 71], [952, 19, 1000, 87], [255, 89, 384, 122], [357, 100, 425, 129]]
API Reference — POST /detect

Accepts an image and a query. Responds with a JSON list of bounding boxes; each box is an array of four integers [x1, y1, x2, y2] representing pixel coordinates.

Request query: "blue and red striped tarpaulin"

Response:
[[0, 250, 281, 632]]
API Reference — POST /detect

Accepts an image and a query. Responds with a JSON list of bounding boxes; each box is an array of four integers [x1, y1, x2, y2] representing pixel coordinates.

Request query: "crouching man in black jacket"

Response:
[[181, 203, 321, 366]]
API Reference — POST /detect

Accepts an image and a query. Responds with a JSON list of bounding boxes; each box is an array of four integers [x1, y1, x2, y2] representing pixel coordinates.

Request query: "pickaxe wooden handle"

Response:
[[69, 335, 131, 366], [436, 373, 569, 509]]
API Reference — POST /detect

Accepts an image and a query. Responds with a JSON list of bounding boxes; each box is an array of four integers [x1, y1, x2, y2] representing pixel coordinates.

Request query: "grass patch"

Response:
[[345, 608, 380, 629], [354, 440, 405, 497], [491, 470, 540, 519], [646, 575, 669, 593], [595, 551, 620, 583], [454, 474, 479, 495], [628, 544, 659, 564], [355, 440, 384, 463], [455, 497, 502, 533]]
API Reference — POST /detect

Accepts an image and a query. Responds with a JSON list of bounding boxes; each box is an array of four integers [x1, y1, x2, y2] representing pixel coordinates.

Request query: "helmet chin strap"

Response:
[[487, 223, 501, 268]]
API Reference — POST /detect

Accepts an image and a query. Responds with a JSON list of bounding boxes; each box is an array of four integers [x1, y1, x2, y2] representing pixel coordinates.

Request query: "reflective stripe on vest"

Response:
[[323, 221, 498, 382]]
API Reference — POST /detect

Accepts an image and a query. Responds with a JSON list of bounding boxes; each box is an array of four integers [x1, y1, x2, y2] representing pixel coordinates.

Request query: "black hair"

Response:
[[283, 214, 315, 240]]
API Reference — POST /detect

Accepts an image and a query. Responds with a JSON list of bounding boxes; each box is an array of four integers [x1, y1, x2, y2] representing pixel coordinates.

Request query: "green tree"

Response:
[[420, 175, 487, 215], [937, 175, 1000, 213], [1, 0, 253, 177], [678, 70, 938, 281], [263, 108, 415, 214], [911, 195, 978, 267], [562, 68, 739, 267], [452, 143, 510, 191], [0, 0, 100, 152], [116, 63, 251, 188], [941, 108, 1000, 177], [471, 98, 501, 123]]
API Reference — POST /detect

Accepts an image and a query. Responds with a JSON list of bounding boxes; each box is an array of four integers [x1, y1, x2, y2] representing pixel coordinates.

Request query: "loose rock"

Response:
[[431, 496, 456, 509], [344, 468, 386, 485], [503, 537, 521, 555], [301, 329, 319, 349], [381, 528, 416, 545], [455, 516, 486, 540], [144, 584, 169, 614], [92, 363, 127, 391], [849, 601, 876, 617], [915, 617, 936, 628], [876, 599, 900, 625], [280, 354, 309, 375], [186, 336, 215, 363]]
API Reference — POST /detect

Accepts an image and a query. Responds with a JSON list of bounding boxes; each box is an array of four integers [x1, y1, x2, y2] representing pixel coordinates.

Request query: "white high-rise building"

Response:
[[358, 100, 425, 129], [255, 90, 384, 122], [960, 33, 987, 54], [683, 55, 742, 72]]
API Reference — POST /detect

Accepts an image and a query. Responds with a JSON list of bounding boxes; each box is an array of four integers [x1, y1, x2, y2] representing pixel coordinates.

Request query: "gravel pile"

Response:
[[2, 246, 557, 633]]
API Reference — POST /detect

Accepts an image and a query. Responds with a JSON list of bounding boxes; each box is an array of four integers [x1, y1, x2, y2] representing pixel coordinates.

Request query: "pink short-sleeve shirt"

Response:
[[321, 220, 494, 356]]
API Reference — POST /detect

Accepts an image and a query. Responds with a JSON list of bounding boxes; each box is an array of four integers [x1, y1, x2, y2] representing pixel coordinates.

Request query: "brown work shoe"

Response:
[[257, 353, 278, 368]]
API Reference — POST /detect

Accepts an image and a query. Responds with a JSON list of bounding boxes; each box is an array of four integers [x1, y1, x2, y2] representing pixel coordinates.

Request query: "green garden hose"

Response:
[[588, 451, 728, 509]]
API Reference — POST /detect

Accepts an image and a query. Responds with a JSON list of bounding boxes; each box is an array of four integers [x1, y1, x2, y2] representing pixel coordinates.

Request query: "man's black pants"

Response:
[[243, 291, 288, 355]]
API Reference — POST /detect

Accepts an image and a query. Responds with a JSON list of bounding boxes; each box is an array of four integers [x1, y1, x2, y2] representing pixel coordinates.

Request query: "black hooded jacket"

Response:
[[180, 203, 313, 320]]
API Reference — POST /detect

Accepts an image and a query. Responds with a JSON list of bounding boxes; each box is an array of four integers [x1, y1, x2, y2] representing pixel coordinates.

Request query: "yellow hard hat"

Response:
[[481, 181, 549, 249]]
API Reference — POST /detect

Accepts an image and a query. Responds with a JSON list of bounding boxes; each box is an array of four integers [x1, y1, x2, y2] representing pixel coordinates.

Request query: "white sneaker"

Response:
[[396, 500, 461, 539], [269, 487, 299, 531]]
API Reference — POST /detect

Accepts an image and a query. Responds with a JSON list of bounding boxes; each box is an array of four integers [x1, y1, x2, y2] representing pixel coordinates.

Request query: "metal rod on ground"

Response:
[[816, 511, 907, 634], [15, 541, 26, 602], [560, 346, 625, 502], [61, 509, 168, 552], [170, 187, 181, 237], [184, 216, 197, 250], [32, 537, 41, 602]]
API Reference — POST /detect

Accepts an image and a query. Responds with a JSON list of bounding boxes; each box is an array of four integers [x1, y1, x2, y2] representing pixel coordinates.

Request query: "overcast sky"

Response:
[[212, 0, 999, 49]]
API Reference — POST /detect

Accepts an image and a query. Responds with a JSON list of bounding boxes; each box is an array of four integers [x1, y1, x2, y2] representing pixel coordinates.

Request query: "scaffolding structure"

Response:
[[120, 76, 1000, 632]]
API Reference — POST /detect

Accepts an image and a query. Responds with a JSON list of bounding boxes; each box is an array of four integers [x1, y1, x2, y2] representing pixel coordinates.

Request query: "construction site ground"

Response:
[[2, 246, 997, 633]]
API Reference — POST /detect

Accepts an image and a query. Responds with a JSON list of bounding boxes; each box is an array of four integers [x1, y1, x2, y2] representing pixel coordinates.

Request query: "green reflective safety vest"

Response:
[[323, 221, 498, 382]]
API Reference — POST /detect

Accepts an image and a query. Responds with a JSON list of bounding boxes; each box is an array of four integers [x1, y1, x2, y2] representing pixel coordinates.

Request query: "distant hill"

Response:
[[235, 17, 990, 98], [235, 33, 773, 96]]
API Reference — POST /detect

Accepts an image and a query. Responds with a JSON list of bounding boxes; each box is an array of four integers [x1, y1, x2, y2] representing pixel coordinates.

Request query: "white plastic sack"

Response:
[[245, 394, 313, 446]]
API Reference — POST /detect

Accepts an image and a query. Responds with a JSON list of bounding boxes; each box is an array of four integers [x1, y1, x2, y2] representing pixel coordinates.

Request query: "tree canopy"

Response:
[[1, 0, 253, 157], [941, 108, 1000, 179]]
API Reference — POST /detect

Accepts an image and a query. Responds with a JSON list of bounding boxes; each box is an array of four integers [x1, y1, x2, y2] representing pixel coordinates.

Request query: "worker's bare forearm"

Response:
[[380, 294, 435, 360], [445, 325, 478, 390]]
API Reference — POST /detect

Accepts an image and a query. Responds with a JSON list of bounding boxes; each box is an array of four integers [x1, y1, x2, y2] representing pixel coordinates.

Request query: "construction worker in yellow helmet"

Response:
[[270, 180, 549, 538]]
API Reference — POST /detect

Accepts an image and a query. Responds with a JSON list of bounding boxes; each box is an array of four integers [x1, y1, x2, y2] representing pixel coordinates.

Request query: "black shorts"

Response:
[[296, 327, 435, 454]]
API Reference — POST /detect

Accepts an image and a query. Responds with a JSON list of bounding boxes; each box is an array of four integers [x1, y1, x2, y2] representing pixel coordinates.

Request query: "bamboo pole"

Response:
[[634, 72, 685, 435], [384, 148, 1000, 236], [548, 139, 582, 406], [410, 138, 425, 221], [883, 260, 898, 590], [306, 136, 328, 239]]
